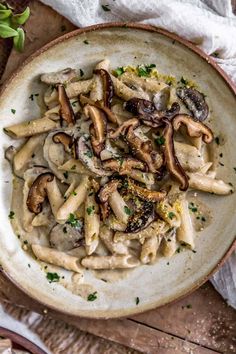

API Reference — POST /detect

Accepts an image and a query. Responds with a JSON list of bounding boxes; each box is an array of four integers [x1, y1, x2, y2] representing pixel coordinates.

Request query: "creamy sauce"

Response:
[[92, 269, 133, 283], [187, 192, 212, 232]]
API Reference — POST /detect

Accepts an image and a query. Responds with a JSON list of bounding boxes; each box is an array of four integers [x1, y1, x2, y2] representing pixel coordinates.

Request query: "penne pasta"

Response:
[[177, 197, 195, 249], [161, 230, 177, 258], [13, 134, 44, 173], [140, 235, 161, 264], [4, 116, 60, 139], [65, 79, 94, 98], [81, 254, 140, 269], [120, 72, 168, 93], [56, 176, 89, 221], [58, 158, 94, 175], [108, 190, 129, 225], [84, 189, 100, 255], [174, 141, 204, 172], [188, 172, 232, 195], [100, 225, 129, 255], [32, 244, 83, 273], [156, 200, 181, 228], [46, 178, 64, 218], [111, 74, 149, 101]]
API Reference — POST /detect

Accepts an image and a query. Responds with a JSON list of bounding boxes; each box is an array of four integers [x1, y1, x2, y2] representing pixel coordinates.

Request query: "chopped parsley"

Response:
[[192, 250, 197, 253], [88, 191, 94, 196], [84, 151, 93, 158], [29, 93, 39, 101], [11, 109, 16, 114], [86, 205, 95, 215], [186, 304, 192, 309], [87, 291, 97, 301], [101, 4, 111, 11], [168, 212, 175, 220], [219, 162, 224, 167], [80, 68, 84, 77], [72, 191, 77, 196], [23, 240, 28, 245], [137, 64, 156, 77], [8, 211, 15, 219], [215, 136, 220, 145], [188, 202, 198, 213], [31, 153, 35, 158], [28, 264, 31, 268], [61, 25, 66, 32], [219, 153, 223, 158], [63, 171, 69, 179], [63, 226, 67, 234], [70, 165, 76, 170], [124, 206, 132, 215], [212, 52, 219, 58], [71, 100, 78, 107], [114, 67, 125, 77], [233, 167, 236, 173], [176, 247, 181, 253], [201, 216, 206, 222], [135, 297, 140, 305], [67, 213, 81, 228], [46, 272, 60, 283], [83, 40, 89, 44], [180, 76, 189, 86], [155, 136, 165, 145]]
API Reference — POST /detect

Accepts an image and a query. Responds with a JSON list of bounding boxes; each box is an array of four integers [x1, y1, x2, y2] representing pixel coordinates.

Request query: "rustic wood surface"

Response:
[[0, 1, 236, 353]]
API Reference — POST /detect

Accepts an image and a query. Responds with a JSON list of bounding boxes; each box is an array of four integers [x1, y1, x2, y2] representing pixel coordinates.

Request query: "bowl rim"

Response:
[[0, 22, 236, 319], [0, 326, 47, 354]]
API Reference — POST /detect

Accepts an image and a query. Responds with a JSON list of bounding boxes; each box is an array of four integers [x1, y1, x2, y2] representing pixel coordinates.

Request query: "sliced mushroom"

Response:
[[125, 98, 180, 127], [94, 69, 114, 108], [84, 104, 107, 156], [80, 94, 118, 124], [52, 132, 73, 152], [76, 135, 112, 177], [176, 87, 209, 121], [126, 126, 163, 173], [50, 223, 83, 251], [58, 84, 75, 125], [173, 114, 213, 143], [108, 118, 140, 139], [26, 172, 54, 214], [126, 201, 155, 233], [103, 157, 146, 175], [162, 118, 189, 191], [41, 68, 77, 84], [98, 179, 120, 203], [127, 178, 167, 202]]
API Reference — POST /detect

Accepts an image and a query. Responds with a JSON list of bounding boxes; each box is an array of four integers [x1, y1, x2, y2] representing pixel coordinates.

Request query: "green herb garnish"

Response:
[[135, 297, 140, 305], [72, 191, 77, 196], [189, 203, 198, 213], [67, 213, 81, 228], [155, 136, 165, 145], [46, 272, 60, 283], [101, 4, 111, 11], [70, 165, 76, 170], [137, 64, 156, 77], [124, 206, 132, 215], [83, 40, 89, 44], [63, 171, 69, 179], [61, 25, 66, 32], [8, 211, 15, 219], [114, 67, 125, 77], [215, 136, 220, 145], [86, 206, 95, 215], [84, 151, 93, 158], [80, 68, 84, 77], [180, 76, 188, 85], [29, 93, 39, 101], [168, 212, 175, 220], [87, 291, 97, 301], [63, 226, 67, 234], [11, 108, 16, 114]]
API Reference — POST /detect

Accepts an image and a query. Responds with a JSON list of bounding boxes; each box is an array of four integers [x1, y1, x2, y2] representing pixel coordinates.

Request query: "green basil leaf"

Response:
[[0, 24, 18, 38], [12, 6, 30, 25], [13, 27, 25, 52], [0, 17, 11, 26], [0, 9, 12, 19]]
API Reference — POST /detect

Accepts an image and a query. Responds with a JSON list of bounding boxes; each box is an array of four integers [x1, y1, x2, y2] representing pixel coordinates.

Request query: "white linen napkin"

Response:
[[40, 0, 236, 308]]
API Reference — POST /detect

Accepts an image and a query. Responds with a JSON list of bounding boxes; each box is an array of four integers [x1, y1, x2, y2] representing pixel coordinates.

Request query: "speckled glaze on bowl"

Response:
[[0, 23, 235, 319]]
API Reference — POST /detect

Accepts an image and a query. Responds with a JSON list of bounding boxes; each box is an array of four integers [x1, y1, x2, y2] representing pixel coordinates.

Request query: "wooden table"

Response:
[[0, 1, 236, 353]]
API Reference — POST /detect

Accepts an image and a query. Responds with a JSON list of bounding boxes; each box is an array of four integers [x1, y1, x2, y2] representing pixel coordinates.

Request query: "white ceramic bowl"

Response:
[[0, 23, 235, 318]]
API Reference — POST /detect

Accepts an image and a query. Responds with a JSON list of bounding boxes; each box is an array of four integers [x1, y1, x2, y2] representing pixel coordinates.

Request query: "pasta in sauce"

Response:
[[4, 60, 233, 286]]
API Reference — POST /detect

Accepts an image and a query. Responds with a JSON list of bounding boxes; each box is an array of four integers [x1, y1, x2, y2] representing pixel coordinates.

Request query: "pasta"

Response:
[[4, 59, 233, 281]]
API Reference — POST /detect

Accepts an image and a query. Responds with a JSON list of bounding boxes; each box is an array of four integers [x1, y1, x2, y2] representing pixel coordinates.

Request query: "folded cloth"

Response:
[[40, 0, 236, 308]]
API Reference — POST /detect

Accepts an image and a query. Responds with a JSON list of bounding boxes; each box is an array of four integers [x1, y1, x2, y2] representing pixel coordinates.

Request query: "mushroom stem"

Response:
[[173, 114, 213, 143], [94, 69, 114, 108], [127, 178, 167, 202], [162, 119, 189, 191], [58, 84, 75, 125]]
